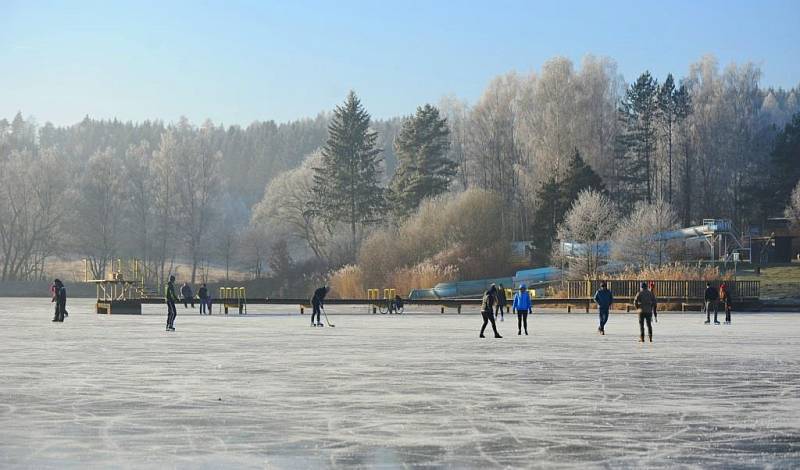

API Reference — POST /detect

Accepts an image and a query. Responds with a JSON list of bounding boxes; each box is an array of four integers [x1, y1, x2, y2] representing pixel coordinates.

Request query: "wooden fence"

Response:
[[566, 280, 759, 300]]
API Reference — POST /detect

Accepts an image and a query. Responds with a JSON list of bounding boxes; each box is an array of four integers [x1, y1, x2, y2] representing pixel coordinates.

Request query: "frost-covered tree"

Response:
[[612, 198, 679, 267], [557, 189, 618, 277], [785, 180, 800, 228]]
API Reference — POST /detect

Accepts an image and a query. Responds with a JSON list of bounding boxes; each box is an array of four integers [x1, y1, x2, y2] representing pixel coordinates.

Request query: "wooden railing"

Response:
[[566, 280, 759, 300]]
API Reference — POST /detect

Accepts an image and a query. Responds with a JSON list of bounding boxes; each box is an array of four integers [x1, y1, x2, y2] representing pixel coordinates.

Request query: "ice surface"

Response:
[[0, 298, 798, 469]]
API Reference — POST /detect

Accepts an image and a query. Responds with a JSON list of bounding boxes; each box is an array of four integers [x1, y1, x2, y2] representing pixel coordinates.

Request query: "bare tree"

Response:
[[785, 180, 800, 228]]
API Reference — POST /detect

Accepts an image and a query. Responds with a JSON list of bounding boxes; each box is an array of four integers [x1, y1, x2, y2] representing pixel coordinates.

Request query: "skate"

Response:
[[600, 330, 605, 335], [524, 330, 528, 335], [518, 330, 521, 335], [494, 333, 502, 338], [479, 334, 485, 338], [714, 321, 720, 325], [639, 336, 645, 342], [317, 323, 324, 327], [649, 336, 653, 342], [704, 320, 710, 324]]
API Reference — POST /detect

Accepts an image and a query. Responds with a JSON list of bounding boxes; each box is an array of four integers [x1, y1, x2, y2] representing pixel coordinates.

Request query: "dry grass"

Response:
[[387, 262, 459, 297], [328, 264, 365, 299], [603, 263, 733, 282]]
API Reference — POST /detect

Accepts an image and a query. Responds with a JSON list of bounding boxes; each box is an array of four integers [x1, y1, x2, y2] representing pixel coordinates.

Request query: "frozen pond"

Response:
[[1, 298, 798, 468]]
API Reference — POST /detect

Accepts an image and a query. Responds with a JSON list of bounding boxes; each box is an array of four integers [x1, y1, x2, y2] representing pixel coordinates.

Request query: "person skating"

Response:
[[720, 283, 733, 324], [495, 284, 507, 322], [51, 279, 67, 322], [703, 282, 719, 324], [165, 275, 178, 331], [593, 281, 613, 335], [479, 284, 502, 338], [649, 281, 658, 322], [198, 283, 210, 315], [512, 283, 532, 335], [310, 286, 328, 327], [181, 282, 194, 309], [633, 282, 656, 343]]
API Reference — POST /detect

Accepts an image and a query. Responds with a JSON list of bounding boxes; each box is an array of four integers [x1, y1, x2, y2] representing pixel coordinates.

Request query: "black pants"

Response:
[[53, 301, 66, 321], [724, 301, 732, 323], [639, 312, 653, 339], [495, 304, 506, 318], [183, 298, 194, 308], [480, 311, 499, 336], [312, 302, 321, 324], [516, 309, 529, 332], [599, 308, 609, 331], [166, 300, 177, 327], [705, 301, 718, 322]]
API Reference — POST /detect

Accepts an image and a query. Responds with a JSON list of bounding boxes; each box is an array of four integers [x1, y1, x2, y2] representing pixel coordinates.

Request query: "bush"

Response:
[[387, 261, 459, 297], [357, 188, 512, 289]]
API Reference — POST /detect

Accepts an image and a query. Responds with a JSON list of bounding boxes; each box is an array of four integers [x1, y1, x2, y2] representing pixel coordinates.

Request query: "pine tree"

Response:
[[389, 104, 454, 217], [311, 91, 385, 259], [769, 113, 800, 211], [617, 71, 659, 206], [531, 149, 605, 264], [657, 74, 692, 204]]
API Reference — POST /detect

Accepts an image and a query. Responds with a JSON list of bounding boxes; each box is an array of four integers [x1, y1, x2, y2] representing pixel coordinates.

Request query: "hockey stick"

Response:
[[321, 306, 335, 327]]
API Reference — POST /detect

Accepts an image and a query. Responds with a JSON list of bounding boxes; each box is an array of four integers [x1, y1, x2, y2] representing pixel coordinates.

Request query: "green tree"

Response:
[[657, 74, 692, 203], [531, 149, 605, 264], [389, 104, 454, 217], [311, 91, 385, 260], [770, 112, 800, 211], [617, 71, 659, 206]]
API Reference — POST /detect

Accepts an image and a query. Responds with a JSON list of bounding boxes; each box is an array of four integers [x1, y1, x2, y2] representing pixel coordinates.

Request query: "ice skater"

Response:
[[165, 275, 178, 331], [198, 283, 210, 315], [181, 281, 194, 308], [720, 283, 732, 324], [310, 285, 328, 327], [495, 283, 507, 321], [633, 282, 656, 342], [593, 281, 613, 335], [704, 282, 719, 324], [479, 284, 502, 338], [51, 279, 67, 322], [512, 283, 531, 335]]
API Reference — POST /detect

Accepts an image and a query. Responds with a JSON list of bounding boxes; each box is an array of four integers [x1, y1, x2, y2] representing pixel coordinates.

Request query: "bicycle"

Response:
[[378, 297, 404, 314]]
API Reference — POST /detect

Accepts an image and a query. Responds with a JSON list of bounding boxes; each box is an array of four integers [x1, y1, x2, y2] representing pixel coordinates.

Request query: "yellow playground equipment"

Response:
[[367, 288, 401, 314], [219, 287, 247, 315]]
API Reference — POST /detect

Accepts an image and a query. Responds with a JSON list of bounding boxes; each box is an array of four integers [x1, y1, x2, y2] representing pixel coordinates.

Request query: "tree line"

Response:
[[1, 54, 799, 290]]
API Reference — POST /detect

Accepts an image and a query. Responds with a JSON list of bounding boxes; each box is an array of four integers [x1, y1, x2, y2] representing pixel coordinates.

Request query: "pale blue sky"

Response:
[[1, 0, 798, 126]]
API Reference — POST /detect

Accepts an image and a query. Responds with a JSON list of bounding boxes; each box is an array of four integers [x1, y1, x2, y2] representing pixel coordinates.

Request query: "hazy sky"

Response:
[[2, 0, 799, 126]]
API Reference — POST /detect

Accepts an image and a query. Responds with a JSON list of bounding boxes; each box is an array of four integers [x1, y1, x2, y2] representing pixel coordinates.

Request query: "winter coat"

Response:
[[593, 288, 614, 310], [496, 288, 508, 306], [633, 289, 657, 315], [198, 286, 209, 299], [512, 291, 532, 311], [480, 289, 497, 313], [54, 283, 67, 307], [704, 286, 718, 302], [165, 281, 178, 302], [181, 284, 193, 299], [311, 287, 327, 305]]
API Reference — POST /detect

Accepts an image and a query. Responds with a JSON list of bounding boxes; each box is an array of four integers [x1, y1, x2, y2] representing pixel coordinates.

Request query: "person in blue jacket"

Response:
[[512, 283, 532, 335], [593, 281, 614, 335]]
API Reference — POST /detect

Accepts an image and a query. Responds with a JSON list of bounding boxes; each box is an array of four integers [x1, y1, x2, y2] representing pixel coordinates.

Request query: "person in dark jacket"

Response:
[[310, 286, 328, 327], [633, 282, 656, 342], [165, 275, 178, 331], [479, 284, 502, 338], [593, 281, 614, 335], [495, 284, 507, 321], [180, 282, 194, 308], [704, 282, 719, 324], [198, 283, 210, 315], [512, 283, 532, 335], [720, 283, 733, 324], [51, 279, 67, 322]]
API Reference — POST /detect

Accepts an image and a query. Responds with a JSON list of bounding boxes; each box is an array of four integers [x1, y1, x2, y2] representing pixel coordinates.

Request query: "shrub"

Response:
[[328, 264, 364, 299]]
